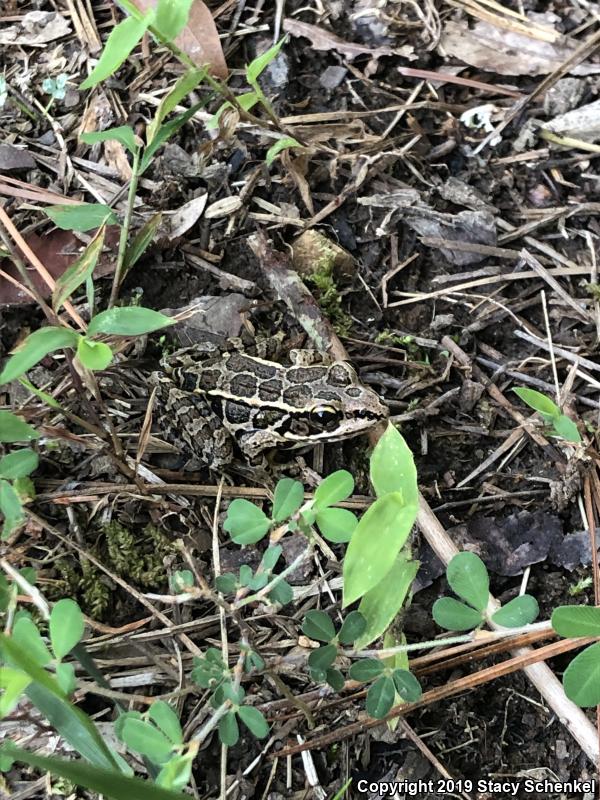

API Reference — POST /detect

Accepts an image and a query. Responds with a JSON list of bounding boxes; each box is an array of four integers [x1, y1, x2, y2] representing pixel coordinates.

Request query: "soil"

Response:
[[2, 1, 600, 798]]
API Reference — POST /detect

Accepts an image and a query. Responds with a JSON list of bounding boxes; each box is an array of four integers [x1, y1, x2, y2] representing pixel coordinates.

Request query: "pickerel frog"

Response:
[[150, 341, 388, 469]]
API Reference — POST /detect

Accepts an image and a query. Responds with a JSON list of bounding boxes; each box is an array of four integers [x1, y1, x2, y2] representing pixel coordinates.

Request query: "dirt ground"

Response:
[[2, 0, 600, 798]]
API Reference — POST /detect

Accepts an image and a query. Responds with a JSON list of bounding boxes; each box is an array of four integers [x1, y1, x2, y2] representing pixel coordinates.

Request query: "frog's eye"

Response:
[[309, 406, 342, 431]]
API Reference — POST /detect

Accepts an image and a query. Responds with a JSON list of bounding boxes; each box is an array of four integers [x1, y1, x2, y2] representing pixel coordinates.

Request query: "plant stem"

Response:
[[108, 147, 140, 308], [343, 620, 553, 659]]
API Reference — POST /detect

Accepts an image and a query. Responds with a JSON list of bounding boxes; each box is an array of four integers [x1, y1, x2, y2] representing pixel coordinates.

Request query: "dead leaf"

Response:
[[283, 18, 414, 61], [103, 139, 133, 181], [78, 93, 114, 139], [159, 294, 249, 346], [163, 194, 208, 241], [124, 0, 228, 78], [441, 19, 600, 77], [466, 511, 563, 575], [402, 207, 497, 266], [0, 10, 71, 45], [544, 99, 600, 142], [0, 228, 119, 307]]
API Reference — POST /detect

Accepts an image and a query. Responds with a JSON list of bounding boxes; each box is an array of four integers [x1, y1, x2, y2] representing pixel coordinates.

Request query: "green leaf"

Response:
[[81, 126, 140, 154], [53, 230, 106, 310], [215, 574, 237, 594], [432, 597, 484, 631], [307, 644, 337, 672], [148, 701, 183, 745], [156, 753, 193, 791], [326, 668, 345, 692], [370, 423, 419, 505], [121, 717, 174, 763], [0, 668, 31, 717], [170, 570, 194, 593], [13, 476, 34, 502], [512, 387, 560, 420], [315, 507, 358, 543], [261, 545, 282, 572], [140, 100, 208, 173], [147, 69, 207, 145], [219, 711, 239, 746], [266, 137, 301, 166], [0, 412, 39, 443], [237, 705, 269, 739], [355, 554, 418, 649], [562, 642, 600, 707], [337, 611, 366, 645], [391, 669, 422, 702], [154, 0, 193, 41], [55, 662, 77, 696], [0, 327, 80, 385], [272, 478, 304, 521], [446, 552, 489, 612], [491, 595, 539, 628], [87, 307, 174, 336], [223, 498, 270, 545], [0, 635, 119, 769], [0, 449, 38, 480], [124, 212, 162, 271], [2, 743, 187, 799], [50, 599, 85, 661], [552, 605, 600, 637], [343, 493, 415, 607], [313, 470, 354, 510], [246, 38, 286, 86], [12, 617, 52, 666], [0, 480, 24, 539], [366, 675, 395, 719], [552, 414, 581, 443], [302, 610, 335, 643], [19, 377, 62, 410], [239, 565, 253, 587], [44, 204, 117, 233], [349, 658, 384, 683], [81, 16, 152, 90], [76, 338, 113, 371], [267, 579, 293, 606]]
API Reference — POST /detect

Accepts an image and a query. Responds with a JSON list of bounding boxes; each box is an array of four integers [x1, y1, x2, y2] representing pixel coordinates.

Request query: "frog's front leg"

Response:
[[150, 374, 233, 469]]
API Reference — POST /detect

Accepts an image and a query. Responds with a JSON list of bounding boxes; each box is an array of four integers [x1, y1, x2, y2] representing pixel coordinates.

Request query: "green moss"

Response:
[[105, 522, 172, 587], [307, 258, 352, 337], [52, 522, 173, 621]]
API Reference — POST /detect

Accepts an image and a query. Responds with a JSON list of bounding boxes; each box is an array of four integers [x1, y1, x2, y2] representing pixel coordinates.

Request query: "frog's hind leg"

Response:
[[150, 376, 233, 470]]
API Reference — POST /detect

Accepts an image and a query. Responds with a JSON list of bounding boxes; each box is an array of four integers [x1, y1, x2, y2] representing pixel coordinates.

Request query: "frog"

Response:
[[149, 340, 388, 470]]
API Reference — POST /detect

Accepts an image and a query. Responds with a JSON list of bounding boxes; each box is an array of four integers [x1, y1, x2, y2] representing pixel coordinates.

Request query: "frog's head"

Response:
[[281, 361, 388, 445]]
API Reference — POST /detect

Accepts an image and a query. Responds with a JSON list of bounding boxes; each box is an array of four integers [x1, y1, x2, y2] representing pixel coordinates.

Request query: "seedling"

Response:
[[433, 552, 539, 631], [513, 387, 581, 443]]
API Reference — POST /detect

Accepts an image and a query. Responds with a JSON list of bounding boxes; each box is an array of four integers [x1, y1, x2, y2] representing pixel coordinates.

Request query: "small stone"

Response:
[[0, 144, 35, 170], [319, 66, 347, 90]]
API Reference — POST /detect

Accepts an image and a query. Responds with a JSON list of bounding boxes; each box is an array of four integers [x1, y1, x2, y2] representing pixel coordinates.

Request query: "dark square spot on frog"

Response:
[[197, 369, 221, 392], [224, 401, 252, 424], [229, 373, 258, 397], [283, 384, 312, 406], [253, 408, 286, 429], [259, 379, 283, 402], [287, 366, 327, 383], [345, 387, 362, 398], [228, 352, 277, 379], [328, 364, 353, 386]]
